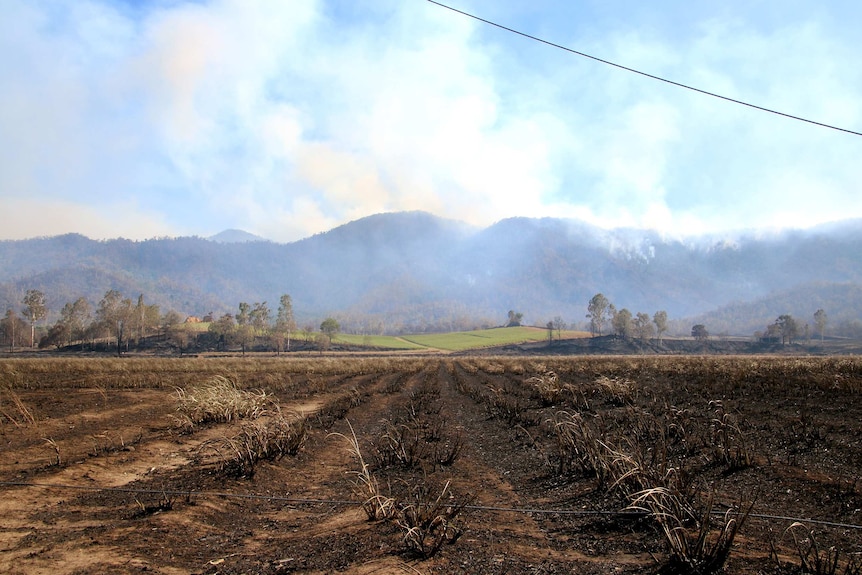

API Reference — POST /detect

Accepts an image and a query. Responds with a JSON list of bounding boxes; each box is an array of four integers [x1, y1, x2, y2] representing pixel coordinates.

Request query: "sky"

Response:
[[2, 0, 861, 242]]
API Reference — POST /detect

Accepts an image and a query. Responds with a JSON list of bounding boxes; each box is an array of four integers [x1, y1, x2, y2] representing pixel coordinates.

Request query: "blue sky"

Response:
[[2, 0, 861, 241]]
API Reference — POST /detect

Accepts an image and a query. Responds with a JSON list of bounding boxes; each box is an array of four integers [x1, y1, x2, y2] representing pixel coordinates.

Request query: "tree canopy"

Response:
[[320, 317, 340, 343], [691, 324, 709, 341], [587, 293, 610, 336]]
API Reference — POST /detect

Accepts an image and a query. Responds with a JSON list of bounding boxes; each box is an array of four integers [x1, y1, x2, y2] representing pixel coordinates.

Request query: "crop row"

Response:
[[448, 357, 861, 574]]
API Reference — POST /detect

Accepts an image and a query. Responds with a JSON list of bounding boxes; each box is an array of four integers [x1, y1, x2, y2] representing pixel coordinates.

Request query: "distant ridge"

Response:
[[208, 229, 267, 243], [1, 211, 862, 336]]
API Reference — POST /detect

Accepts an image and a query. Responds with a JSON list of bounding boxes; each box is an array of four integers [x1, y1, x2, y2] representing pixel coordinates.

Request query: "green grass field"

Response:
[[178, 322, 587, 352], [330, 333, 427, 350], [394, 326, 587, 351]]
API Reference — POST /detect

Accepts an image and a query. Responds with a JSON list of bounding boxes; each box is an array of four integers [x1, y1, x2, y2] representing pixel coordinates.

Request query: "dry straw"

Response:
[[174, 375, 274, 430]]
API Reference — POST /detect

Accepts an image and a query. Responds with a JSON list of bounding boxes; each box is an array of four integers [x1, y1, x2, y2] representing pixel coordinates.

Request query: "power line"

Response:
[[4, 480, 862, 531], [426, 0, 862, 138]]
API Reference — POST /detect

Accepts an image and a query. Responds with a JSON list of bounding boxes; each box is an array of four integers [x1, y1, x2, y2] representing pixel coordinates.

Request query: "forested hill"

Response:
[[1, 212, 861, 335]]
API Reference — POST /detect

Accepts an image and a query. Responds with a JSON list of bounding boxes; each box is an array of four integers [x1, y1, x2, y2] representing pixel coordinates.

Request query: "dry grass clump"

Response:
[[528, 370, 565, 406], [396, 480, 470, 558], [43, 437, 62, 466], [630, 489, 751, 575], [332, 421, 470, 558], [1, 384, 37, 426], [174, 375, 274, 429], [129, 492, 175, 519], [332, 422, 397, 521], [778, 523, 862, 575], [374, 377, 462, 471], [541, 394, 751, 573], [547, 410, 607, 481], [373, 417, 463, 471], [708, 401, 752, 471], [375, 420, 428, 469], [199, 410, 307, 477], [595, 375, 636, 405], [313, 387, 364, 429], [476, 360, 505, 375]]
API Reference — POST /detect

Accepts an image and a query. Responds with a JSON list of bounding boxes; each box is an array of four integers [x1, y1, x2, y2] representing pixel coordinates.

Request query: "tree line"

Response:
[[0, 287, 835, 354], [754, 309, 828, 345], [581, 293, 828, 346], [0, 288, 347, 356], [0, 289, 178, 355], [584, 293, 670, 343], [204, 302, 341, 355]]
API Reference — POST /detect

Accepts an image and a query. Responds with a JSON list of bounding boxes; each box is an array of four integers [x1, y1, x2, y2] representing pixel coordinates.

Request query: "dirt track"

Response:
[[1, 356, 861, 574]]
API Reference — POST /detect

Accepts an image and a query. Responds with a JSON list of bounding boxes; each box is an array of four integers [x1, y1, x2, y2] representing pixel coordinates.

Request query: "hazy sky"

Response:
[[2, 0, 861, 242]]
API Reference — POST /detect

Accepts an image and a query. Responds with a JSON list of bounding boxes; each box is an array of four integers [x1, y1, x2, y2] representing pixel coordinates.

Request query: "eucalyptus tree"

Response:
[[612, 308, 633, 338], [60, 297, 91, 346], [250, 302, 271, 332], [22, 289, 47, 347], [1, 308, 22, 352], [691, 324, 709, 341], [653, 310, 668, 344], [235, 302, 253, 355], [506, 310, 523, 327], [131, 294, 159, 343], [813, 309, 827, 342], [586, 293, 610, 336], [775, 314, 799, 345], [320, 317, 340, 344], [275, 294, 296, 353], [97, 290, 132, 357], [634, 312, 654, 341], [208, 313, 236, 351]]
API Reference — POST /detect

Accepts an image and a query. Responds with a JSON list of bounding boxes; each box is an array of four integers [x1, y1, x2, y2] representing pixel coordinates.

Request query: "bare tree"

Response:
[[302, 324, 315, 343], [552, 315, 567, 341]]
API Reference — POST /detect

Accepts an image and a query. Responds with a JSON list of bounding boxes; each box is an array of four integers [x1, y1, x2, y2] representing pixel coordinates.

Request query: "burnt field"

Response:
[[1, 355, 861, 574]]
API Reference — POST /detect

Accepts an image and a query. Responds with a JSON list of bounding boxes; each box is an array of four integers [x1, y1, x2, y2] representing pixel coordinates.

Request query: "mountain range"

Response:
[[1, 211, 861, 336]]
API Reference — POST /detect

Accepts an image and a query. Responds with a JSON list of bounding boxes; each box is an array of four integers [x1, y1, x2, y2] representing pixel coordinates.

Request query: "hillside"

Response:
[[1, 212, 861, 335]]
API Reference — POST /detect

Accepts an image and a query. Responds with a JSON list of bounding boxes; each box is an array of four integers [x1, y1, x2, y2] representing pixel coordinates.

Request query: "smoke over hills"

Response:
[[1, 212, 860, 336]]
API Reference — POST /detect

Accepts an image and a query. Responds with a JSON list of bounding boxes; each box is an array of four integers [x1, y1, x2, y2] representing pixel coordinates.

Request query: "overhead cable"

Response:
[[426, 0, 862, 137]]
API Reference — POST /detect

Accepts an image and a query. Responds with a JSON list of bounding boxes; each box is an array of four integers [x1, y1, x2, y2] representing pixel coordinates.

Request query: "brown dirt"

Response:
[[1, 356, 861, 574]]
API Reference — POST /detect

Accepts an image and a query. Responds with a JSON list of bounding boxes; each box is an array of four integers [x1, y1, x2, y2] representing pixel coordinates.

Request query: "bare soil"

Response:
[[1, 355, 861, 574]]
